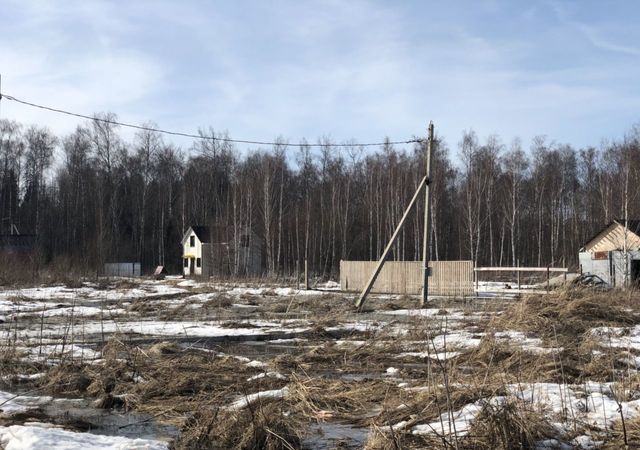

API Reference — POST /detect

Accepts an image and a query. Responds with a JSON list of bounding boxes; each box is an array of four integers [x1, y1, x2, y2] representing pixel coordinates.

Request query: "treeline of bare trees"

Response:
[[1, 116, 639, 276]]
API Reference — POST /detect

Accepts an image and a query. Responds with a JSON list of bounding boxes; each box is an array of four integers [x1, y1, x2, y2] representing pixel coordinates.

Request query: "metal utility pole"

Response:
[[420, 122, 434, 306], [354, 175, 428, 311]]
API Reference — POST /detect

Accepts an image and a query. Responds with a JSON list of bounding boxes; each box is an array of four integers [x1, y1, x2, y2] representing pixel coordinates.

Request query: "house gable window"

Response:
[[592, 251, 608, 260], [190, 235, 195, 247]]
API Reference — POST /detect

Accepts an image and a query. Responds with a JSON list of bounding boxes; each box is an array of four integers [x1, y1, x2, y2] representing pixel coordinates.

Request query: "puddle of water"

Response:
[[303, 422, 369, 450], [16, 396, 178, 442]]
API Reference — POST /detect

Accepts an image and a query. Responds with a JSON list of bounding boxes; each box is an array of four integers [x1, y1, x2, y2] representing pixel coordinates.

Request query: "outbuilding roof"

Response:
[[581, 219, 640, 252]]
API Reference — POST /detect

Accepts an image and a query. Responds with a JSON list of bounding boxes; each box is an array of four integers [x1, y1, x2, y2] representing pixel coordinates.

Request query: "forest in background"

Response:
[[0, 115, 639, 277]]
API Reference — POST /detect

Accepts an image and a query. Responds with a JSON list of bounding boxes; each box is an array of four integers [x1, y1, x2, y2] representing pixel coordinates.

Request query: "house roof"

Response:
[[581, 219, 640, 252], [191, 226, 211, 243], [182, 225, 260, 246], [181, 225, 211, 245]]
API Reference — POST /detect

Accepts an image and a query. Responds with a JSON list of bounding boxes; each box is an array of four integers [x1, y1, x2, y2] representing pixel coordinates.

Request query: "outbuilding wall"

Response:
[[579, 250, 640, 286], [579, 251, 611, 284]]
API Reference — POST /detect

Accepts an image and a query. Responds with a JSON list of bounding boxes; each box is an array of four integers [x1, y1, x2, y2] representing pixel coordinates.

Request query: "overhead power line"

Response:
[[0, 92, 423, 148]]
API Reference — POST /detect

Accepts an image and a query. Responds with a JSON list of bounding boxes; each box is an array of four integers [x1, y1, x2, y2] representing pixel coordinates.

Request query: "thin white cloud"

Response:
[[548, 1, 640, 56], [575, 23, 640, 57]]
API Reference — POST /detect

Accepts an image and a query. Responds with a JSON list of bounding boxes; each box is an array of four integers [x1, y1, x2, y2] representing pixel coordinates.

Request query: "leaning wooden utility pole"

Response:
[[354, 175, 428, 311], [420, 122, 434, 306]]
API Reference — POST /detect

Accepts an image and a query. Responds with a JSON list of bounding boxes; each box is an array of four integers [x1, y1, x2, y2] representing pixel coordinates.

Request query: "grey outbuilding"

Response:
[[579, 219, 640, 286]]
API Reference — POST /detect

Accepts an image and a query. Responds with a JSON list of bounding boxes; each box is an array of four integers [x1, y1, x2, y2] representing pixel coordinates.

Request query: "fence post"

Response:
[[546, 266, 550, 292], [475, 267, 479, 292]]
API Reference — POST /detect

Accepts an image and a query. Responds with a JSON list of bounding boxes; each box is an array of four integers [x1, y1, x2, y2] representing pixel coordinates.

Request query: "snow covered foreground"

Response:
[[0, 389, 169, 450], [0, 423, 168, 450]]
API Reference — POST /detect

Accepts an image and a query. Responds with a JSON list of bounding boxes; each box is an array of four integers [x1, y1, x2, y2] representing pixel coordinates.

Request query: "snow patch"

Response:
[[227, 387, 289, 410], [0, 391, 52, 415], [0, 423, 169, 449], [247, 371, 286, 381]]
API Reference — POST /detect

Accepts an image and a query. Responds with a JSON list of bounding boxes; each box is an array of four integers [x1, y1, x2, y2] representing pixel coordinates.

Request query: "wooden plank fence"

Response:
[[340, 260, 474, 296]]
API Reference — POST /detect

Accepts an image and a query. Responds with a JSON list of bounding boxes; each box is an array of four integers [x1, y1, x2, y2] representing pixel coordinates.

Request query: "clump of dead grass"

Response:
[[365, 425, 427, 449], [475, 289, 640, 384], [113, 279, 138, 290], [273, 340, 394, 375], [605, 414, 640, 449], [158, 301, 199, 320], [202, 295, 233, 309], [174, 401, 301, 450], [495, 290, 639, 338], [287, 375, 403, 424], [127, 299, 160, 314], [463, 335, 568, 383], [381, 294, 418, 311], [0, 345, 39, 383], [461, 397, 555, 449], [39, 363, 92, 395], [367, 394, 557, 450]]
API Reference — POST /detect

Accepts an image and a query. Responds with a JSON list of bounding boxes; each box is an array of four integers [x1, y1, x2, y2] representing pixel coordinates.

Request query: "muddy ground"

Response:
[[1, 277, 639, 449]]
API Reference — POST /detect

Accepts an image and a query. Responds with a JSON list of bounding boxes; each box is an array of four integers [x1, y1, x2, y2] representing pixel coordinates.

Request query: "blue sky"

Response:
[[1, 0, 638, 154]]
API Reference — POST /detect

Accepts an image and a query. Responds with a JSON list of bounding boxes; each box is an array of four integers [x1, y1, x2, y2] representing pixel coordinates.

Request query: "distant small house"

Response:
[[181, 225, 262, 277], [104, 262, 141, 277], [579, 219, 640, 286]]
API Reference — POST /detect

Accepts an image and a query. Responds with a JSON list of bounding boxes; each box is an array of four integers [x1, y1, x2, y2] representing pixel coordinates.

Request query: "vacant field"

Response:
[[0, 277, 639, 449]]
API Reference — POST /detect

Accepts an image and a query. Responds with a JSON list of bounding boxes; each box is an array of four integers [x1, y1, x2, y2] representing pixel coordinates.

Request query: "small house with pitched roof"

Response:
[[579, 219, 640, 286], [181, 225, 262, 277]]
